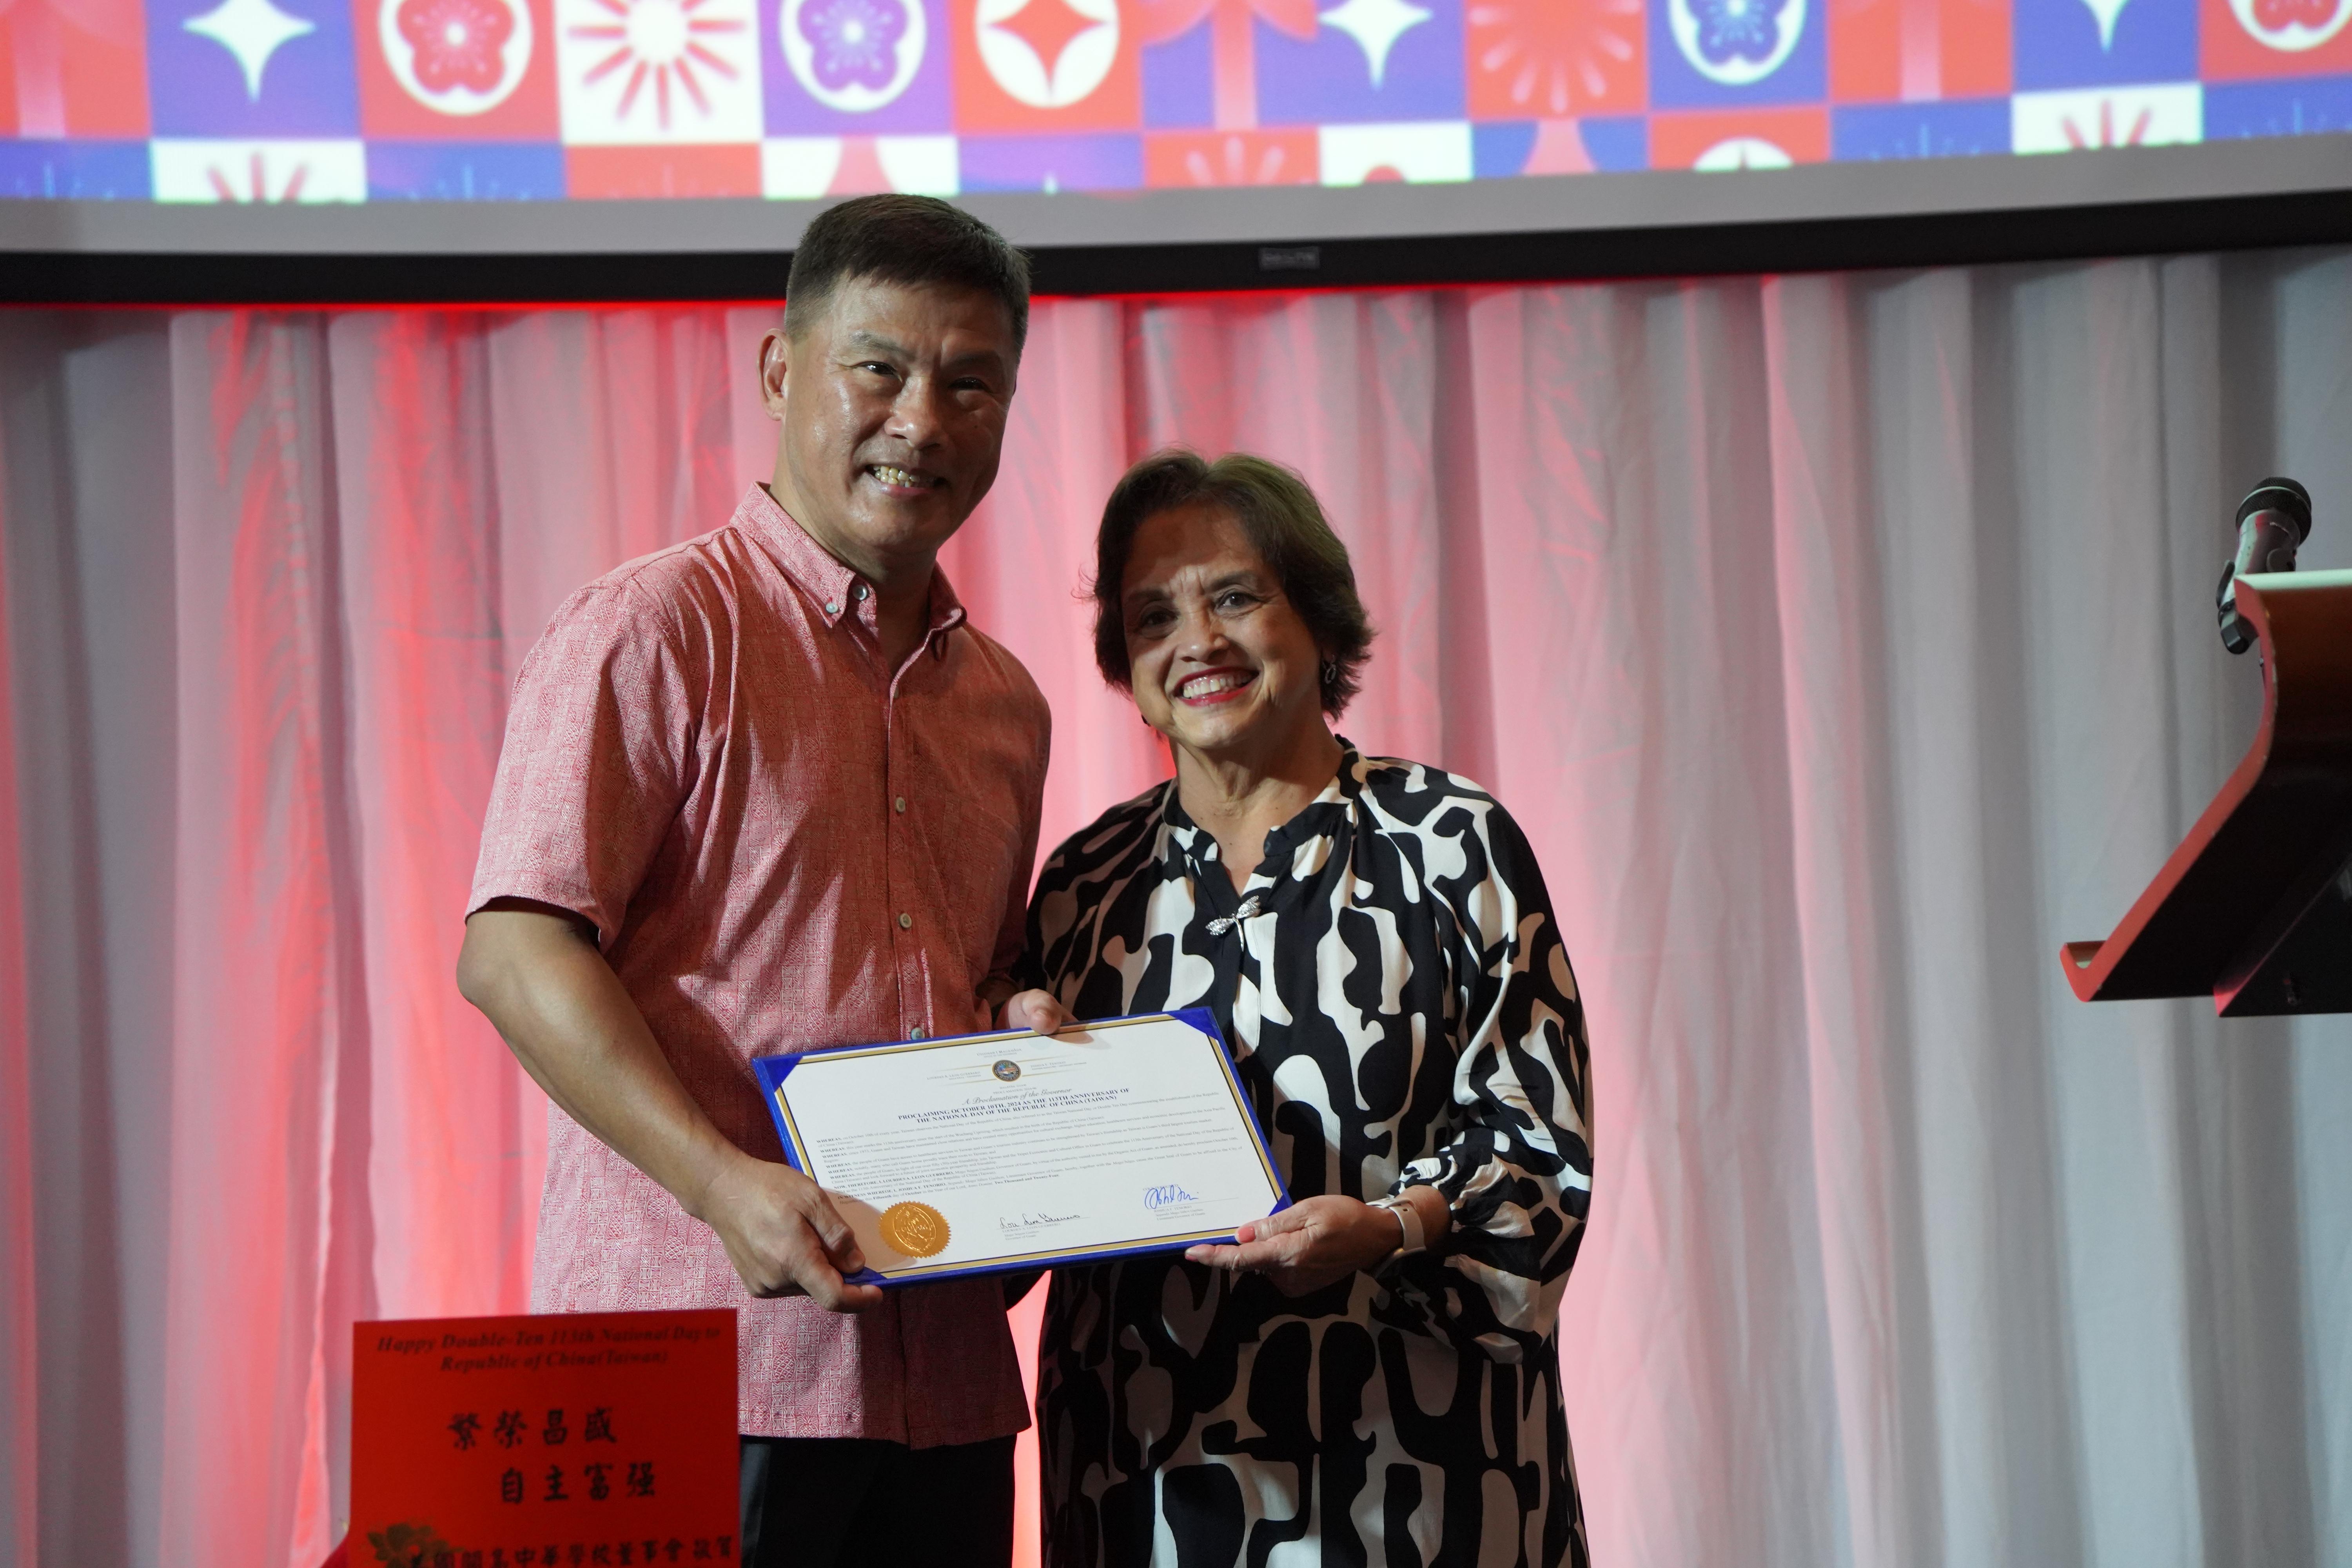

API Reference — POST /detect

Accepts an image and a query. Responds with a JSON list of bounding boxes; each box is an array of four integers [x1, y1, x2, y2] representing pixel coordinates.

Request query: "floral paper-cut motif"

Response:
[[779, 0, 925, 113], [2204, 0, 2352, 82], [799, 0, 904, 87], [380, 0, 533, 114], [2238, 0, 2349, 44], [398, 0, 516, 90], [1689, 0, 1787, 64], [1666, 0, 1806, 86]]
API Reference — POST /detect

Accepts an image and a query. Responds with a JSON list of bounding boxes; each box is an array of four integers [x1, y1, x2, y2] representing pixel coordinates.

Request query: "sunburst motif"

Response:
[[207, 150, 310, 200], [1466, 0, 1642, 118], [1185, 138, 1285, 184], [2062, 100, 2154, 147], [567, 0, 746, 129], [1176, 131, 1308, 184]]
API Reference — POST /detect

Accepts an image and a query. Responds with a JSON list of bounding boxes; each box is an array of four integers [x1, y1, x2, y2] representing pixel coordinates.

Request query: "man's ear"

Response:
[[757, 325, 790, 419]]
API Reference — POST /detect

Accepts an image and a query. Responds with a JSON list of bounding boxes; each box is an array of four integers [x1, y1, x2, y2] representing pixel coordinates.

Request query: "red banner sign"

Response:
[[343, 1308, 738, 1568]]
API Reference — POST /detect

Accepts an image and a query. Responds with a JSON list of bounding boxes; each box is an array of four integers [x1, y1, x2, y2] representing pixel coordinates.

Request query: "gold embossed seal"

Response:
[[879, 1201, 950, 1259]]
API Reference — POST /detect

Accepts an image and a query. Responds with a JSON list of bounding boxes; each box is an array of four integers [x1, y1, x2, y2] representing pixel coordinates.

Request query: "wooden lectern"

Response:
[[2062, 568, 2352, 1016]]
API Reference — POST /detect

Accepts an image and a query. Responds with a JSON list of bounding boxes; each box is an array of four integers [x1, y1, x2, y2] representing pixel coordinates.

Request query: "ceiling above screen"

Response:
[[0, 0, 2348, 257]]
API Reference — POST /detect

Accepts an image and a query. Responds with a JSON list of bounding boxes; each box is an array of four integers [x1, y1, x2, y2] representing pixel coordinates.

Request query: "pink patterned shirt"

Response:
[[470, 484, 1049, 1444]]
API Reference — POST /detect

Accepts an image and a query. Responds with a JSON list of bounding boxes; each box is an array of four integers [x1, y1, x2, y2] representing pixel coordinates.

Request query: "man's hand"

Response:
[[996, 989, 1074, 1034], [691, 1153, 885, 1312]]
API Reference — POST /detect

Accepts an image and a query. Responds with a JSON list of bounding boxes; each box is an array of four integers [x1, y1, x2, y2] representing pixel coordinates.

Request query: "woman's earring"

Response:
[[1321, 659, 1339, 687]]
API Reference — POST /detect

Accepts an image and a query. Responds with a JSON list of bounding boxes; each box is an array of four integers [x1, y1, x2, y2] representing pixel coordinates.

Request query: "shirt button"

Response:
[[824, 601, 842, 616], [898, 912, 913, 929], [853, 584, 870, 601], [894, 796, 907, 813], [909, 1027, 927, 1040]]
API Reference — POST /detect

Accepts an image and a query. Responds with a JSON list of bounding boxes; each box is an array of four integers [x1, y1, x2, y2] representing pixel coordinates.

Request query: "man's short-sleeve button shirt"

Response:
[[470, 484, 1049, 1444]]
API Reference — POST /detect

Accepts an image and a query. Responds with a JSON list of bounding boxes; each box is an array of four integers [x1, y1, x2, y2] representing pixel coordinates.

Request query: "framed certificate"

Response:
[[751, 1010, 1289, 1286]]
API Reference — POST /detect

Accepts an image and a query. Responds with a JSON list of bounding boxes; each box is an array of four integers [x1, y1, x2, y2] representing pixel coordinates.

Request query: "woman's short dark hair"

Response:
[[1093, 450, 1375, 717], [786, 194, 1031, 354]]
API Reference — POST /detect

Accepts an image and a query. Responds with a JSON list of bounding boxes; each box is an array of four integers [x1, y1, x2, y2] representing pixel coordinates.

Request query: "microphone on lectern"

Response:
[[2218, 476, 2313, 654]]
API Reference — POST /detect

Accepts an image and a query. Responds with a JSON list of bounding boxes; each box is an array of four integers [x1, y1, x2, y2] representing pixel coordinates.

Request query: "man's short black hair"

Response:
[[785, 195, 1032, 355]]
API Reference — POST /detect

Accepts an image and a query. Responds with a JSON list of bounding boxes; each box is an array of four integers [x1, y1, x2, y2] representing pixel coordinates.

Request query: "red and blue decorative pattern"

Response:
[[0, 0, 2343, 200]]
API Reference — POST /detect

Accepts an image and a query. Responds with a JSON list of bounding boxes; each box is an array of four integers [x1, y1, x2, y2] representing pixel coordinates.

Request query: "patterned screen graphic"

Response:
[[0, 0, 2346, 202]]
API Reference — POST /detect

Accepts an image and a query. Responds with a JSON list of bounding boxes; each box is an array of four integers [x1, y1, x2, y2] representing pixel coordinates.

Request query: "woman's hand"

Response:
[[1183, 1196, 1404, 1296], [996, 989, 1074, 1034]]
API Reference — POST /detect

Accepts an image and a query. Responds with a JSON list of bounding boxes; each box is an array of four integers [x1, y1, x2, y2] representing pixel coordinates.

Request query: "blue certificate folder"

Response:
[[751, 1008, 1290, 1288]]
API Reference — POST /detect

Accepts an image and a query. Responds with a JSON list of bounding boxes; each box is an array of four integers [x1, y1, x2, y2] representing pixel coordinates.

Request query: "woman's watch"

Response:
[[1368, 1192, 1427, 1265]]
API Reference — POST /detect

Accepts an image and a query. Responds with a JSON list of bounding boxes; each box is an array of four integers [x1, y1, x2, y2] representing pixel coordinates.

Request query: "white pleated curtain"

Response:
[[0, 251, 2347, 1568]]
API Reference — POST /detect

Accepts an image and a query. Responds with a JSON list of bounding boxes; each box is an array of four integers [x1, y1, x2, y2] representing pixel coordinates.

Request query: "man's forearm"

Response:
[[459, 904, 882, 1311], [457, 906, 745, 1221]]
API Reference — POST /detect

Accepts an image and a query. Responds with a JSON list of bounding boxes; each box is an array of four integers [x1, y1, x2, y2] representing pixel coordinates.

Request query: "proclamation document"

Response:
[[751, 1011, 1289, 1285]]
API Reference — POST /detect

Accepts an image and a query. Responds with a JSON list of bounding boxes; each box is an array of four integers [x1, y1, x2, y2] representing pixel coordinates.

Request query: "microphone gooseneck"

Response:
[[2218, 475, 2313, 655]]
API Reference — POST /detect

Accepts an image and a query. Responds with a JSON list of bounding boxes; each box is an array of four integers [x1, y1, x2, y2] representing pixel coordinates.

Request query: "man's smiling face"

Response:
[[763, 274, 1018, 579]]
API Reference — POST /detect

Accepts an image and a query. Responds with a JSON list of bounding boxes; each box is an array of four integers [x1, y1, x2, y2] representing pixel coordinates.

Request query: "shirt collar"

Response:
[[1158, 743, 1362, 875], [736, 483, 969, 647]]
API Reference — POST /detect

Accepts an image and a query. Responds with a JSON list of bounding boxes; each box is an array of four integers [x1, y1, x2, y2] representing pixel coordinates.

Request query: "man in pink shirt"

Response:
[[457, 196, 1067, 1568]]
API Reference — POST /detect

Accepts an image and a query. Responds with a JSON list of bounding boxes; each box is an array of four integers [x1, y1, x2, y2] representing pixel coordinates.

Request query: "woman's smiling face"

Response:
[[1121, 502, 1326, 762]]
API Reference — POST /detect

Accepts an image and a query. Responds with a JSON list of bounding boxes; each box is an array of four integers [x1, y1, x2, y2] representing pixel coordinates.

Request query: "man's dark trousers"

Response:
[[740, 1434, 1015, 1568]]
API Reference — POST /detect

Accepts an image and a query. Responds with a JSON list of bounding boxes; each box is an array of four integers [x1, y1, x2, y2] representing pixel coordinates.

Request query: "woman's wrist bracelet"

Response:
[[1368, 1193, 1426, 1260]]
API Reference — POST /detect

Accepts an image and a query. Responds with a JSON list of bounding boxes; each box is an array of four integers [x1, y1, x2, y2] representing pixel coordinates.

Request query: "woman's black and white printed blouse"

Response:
[[1020, 749, 1593, 1568]]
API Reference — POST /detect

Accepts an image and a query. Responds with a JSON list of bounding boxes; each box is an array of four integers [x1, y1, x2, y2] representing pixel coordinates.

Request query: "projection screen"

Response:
[[0, 0, 2348, 256]]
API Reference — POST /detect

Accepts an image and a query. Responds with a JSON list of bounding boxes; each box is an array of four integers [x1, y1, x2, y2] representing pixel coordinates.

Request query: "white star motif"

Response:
[[183, 0, 316, 100], [1319, 0, 1429, 88]]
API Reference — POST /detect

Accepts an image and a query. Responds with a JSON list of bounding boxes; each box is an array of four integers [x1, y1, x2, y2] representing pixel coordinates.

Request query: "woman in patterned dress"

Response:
[[997, 451, 1594, 1568]]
